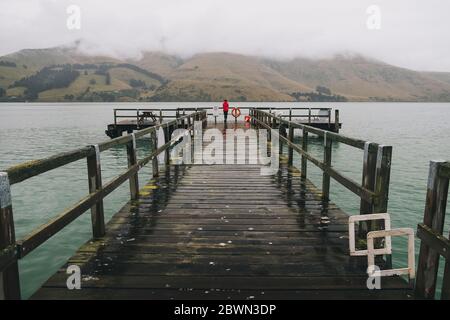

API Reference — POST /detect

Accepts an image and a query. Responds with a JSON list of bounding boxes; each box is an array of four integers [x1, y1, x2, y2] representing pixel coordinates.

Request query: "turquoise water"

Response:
[[0, 102, 449, 299]]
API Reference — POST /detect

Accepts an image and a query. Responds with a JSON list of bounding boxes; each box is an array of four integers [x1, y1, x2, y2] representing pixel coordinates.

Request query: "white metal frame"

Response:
[[367, 228, 416, 279], [348, 213, 392, 256]]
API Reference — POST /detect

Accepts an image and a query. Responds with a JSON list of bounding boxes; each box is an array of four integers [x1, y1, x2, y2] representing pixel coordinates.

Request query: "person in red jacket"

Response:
[[222, 99, 229, 122]]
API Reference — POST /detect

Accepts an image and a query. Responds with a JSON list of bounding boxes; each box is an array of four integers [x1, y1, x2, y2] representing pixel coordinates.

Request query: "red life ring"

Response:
[[231, 107, 241, 118]]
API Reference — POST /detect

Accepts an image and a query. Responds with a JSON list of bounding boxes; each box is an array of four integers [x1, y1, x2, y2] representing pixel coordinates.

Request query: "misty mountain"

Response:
[[1, 46, 450, 102]]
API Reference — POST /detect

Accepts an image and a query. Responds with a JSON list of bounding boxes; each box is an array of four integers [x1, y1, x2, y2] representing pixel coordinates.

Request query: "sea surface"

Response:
[[0, 102, 449, 299]]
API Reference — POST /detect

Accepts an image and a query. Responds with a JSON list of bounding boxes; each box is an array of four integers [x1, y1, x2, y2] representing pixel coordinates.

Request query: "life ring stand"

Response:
[[231, 107, 241, 118]]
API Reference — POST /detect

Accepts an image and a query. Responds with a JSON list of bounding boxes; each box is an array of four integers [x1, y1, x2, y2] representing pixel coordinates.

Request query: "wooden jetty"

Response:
[[1, 108, 448, 300], [105, 107, 341, 138]]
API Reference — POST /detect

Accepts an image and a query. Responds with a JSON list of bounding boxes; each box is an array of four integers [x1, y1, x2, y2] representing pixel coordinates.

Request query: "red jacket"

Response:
[[222, 101, 229, 112]]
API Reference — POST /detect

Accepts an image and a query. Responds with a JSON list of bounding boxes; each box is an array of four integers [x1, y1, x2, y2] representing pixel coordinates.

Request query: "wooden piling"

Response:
[[150, 130, 159, 178], [288, 125, 294, 166], [322, 133, 332, 201], [328, 109, 331, 129], [359, 142, 378, 235], [416, 161, 450, 299], [373, 145, 393, 267], [127, 134, 139, 200], [87, 145, 105, 238], [373, 145, 392, 213], [164, 124, 170, 166], [301, 128, 308, 179], [335, 110, 340, 133], [0, 172, 21, 300]]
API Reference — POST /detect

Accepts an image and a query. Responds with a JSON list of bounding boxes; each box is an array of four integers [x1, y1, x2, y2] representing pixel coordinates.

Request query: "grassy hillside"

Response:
[[2, 45, 450, 102], [263, 55, 450, 101]]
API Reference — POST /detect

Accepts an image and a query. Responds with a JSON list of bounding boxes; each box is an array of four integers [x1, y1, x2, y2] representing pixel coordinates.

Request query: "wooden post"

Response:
[[416, 161, 449, 299], [322, 132, 332, 201], [190, 115, 195, 164], [267, 114, 272, 141], [203, 110, 207, 129], [87, 145, 105, 238], [127, 133, 139, 199], [187, 115, 191, 129], [373, 145, 392, 213], [335, 110, 340, 133], [164, 124, 170, 166], [442, 258, 450, 300], [328, 109, 331, 129], [301, 128, 308, 179], [0, 172, 21, 300], [150, 130, 159, 178], [159, 109, 163, 124], [359, 142, 378, 235], [288, 125, 294, 166], [136, 109, 140, 129], [289, 108, 292, 121], [373, 145, 393, 267], [308, 108, 311, 124], [182, 109, 186, 128], [262, 111, 264, 128]]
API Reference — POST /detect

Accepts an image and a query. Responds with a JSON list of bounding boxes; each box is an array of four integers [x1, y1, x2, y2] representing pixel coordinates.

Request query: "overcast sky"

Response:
[[1, 0, 450, 71]]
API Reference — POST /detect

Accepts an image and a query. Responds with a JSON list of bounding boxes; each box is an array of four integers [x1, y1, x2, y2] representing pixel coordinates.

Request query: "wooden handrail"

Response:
[[0, 110, 206, 299], [252, 112, 378, 203], [251, 108, 392, 268], [251, 110, 369, 151], [5, 112, 199, 185]]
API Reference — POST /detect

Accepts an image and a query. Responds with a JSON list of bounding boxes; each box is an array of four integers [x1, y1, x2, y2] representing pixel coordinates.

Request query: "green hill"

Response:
[[1, 45, 450, 102]]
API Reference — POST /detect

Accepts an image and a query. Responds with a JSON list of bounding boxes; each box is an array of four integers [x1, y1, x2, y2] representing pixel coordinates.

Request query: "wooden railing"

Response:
[[113, 107, 210, 126], [415, 160, 450, 300], [250, 108, 392, 257], [0, 110, 207, 299], [261, 107, 338, 128]]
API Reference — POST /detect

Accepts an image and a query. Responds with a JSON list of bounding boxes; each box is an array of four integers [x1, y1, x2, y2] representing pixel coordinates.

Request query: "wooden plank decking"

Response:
[[31, 122, 412, 300]]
